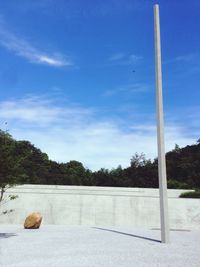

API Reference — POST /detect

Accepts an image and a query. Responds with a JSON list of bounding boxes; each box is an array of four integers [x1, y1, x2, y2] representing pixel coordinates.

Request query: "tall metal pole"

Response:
[[154, 4, 170, 243]]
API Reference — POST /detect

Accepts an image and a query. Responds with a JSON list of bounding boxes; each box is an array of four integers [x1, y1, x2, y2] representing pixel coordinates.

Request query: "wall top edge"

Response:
[[5, 184, 193, 198]]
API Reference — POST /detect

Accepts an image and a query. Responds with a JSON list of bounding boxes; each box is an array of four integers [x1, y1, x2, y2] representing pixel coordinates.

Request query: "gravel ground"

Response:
[[0, 225, 200, 267]]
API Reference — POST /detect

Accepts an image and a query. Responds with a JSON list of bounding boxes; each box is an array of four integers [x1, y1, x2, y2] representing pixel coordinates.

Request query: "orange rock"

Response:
[[24, 212, 42, 229]]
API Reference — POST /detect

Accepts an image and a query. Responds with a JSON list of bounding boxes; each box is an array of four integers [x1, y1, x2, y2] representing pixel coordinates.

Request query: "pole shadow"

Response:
[[93, 227, 161, 243]]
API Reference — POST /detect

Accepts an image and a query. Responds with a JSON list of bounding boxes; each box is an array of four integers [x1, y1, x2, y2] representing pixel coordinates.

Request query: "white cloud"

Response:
[[0, 95, 196, 170], [109, 53, 125, 61], [0, 96, 92, 125], [0, 20, 73, 67], [174, 53, 198, 62], [103, 83, 149, 97], [108, 52, 142, 65], [164, 53, 199, 65]]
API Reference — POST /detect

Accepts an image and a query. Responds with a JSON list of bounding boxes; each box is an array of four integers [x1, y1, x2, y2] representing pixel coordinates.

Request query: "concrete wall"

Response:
[[0, 185, 199, 229]]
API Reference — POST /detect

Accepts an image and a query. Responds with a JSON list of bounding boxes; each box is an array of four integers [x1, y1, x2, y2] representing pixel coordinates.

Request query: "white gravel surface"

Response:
[[0, 225, 200, 267]]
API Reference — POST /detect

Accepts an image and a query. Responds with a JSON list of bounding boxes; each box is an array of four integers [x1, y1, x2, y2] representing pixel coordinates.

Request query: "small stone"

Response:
[[24, 212, 42, 229]]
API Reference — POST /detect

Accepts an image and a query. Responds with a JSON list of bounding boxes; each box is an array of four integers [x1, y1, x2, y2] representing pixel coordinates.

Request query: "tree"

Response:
[[173, 144, 181, 153], [63, 160, 89, 185], [130, 153, 148, 168], [14, 140, 49, 184], [93, 168, 112, 186], [0, 130, 22, 214]]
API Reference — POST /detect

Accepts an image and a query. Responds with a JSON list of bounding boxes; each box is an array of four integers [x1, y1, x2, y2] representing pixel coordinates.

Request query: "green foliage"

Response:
[[0, 130, 23, 186], [2, 209, 14, 215], [130, 153, 148, 168], [167, 179, 190, 189], [166, 143, 200, 188], [62, 160, 93, 185], [9, 194, 18, 200], [179, 189, 200, 198], [173, 144, 181, 152], [0, 186, 19, 215]]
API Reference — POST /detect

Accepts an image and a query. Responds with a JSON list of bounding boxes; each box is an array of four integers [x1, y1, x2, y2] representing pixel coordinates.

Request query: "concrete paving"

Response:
[[0, 225, 200, 267]]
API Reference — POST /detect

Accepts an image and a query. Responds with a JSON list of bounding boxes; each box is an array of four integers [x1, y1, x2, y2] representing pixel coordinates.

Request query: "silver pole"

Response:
[[154, 4, 170, 243]]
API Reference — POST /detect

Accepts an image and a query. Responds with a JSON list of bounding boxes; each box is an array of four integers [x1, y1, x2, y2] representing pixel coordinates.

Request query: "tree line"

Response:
[[0, 130, 200, 190]]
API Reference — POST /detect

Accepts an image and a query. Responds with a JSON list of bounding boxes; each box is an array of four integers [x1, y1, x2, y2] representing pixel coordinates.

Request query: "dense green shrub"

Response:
[[179, 189, 200, 198], [167, 179, 190, 189]]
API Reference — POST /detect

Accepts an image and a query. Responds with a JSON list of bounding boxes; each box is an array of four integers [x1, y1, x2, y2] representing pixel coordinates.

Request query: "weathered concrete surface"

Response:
[[0, 185, 199, 229], [0, 225, 200, 267]]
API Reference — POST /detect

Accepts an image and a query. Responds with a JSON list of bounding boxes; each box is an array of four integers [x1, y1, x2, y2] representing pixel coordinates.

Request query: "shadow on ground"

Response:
[[0, 233, 17, 239], [93, 227, 161, 243]]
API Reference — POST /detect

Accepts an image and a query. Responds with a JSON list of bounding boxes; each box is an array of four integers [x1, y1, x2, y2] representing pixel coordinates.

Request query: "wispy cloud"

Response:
[[108, 52, 142, 65], [0, 95, 197, 170], [163, 52, 200, 74], [103, 83, 149, 97], [164, 53, 199, 64], [165, 106, 200, 139], [109, 53, 125, 61], [0, 19, 73, 67], [0, 96, 92, 125], [173, 53, 198, 62]]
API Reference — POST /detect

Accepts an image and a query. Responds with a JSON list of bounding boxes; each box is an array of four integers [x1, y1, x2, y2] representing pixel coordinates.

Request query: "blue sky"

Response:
[[0, 0, 199, 170]]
